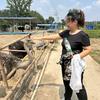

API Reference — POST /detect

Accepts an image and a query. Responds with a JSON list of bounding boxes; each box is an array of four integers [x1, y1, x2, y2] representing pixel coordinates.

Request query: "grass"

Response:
[[84, 29, 100, 38]]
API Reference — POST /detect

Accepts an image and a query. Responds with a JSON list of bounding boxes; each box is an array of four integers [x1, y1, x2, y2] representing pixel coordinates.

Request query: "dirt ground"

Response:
[[0, 35, 27, 49], [84, 38, 100, 100], [90, 38, 100, 50], [0, 35, 100, 100], [90, 38, 100, 64], [34, 39, 100, 100]]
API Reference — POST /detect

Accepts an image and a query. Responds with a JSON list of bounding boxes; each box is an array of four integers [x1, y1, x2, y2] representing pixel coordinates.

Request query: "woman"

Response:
[[32, 9, 92, 100]]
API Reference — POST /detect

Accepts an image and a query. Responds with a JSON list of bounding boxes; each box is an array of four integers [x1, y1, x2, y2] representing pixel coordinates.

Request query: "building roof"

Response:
[[0, 17, 36, 20]]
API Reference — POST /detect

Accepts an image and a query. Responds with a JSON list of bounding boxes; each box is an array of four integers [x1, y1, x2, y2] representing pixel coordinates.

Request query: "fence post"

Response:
[[0, 61, 9, 90]]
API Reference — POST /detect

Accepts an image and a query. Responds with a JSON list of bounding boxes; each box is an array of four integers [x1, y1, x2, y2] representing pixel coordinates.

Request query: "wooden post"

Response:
[[0, 61, 9, 90]]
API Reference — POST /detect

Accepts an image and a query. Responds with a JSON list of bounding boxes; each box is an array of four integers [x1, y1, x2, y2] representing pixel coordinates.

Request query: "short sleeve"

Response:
[[59, 30, 69, 38], [81, 32, 90, 47]]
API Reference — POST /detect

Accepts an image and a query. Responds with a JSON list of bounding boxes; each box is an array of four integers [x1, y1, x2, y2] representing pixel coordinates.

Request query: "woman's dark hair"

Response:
[[66, 9, 85, 27]]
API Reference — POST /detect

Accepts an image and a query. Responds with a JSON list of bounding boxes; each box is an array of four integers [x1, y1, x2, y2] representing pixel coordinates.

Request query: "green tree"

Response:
[[30, 10, 45, 23], [45, 16, 55, 24], [0, 9, 11, 31], [0, 9, 10, 17], [7, 0, 32, 16]]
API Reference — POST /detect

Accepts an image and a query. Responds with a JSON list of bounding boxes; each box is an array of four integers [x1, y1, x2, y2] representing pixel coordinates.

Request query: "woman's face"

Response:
[[65, 19, 78, 30]]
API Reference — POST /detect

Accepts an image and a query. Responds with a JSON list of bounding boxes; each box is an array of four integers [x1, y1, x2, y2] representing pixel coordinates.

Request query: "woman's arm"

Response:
[[80, 46, 92, 58], [32, 34, 61, 40]]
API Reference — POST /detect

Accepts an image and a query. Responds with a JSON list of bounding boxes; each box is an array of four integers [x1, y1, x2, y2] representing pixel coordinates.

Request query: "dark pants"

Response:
[[63, 73, 88, 100]]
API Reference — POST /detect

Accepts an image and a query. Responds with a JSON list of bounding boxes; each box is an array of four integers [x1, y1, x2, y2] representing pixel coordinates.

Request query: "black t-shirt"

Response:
[[59, 30, 90, 55]]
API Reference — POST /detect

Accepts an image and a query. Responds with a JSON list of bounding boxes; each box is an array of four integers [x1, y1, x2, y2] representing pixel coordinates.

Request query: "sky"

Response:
[[0, 0, 100, 21]]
